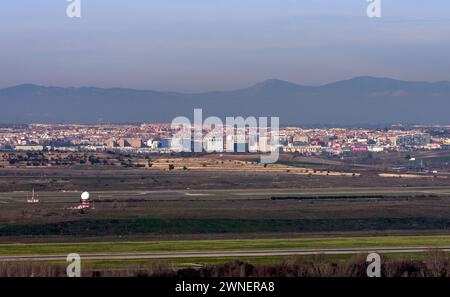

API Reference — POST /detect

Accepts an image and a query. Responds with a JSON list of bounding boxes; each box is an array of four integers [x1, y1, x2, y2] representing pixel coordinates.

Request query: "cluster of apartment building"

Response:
[[280, 128, 436, 155], [0, 124, 448, 155]]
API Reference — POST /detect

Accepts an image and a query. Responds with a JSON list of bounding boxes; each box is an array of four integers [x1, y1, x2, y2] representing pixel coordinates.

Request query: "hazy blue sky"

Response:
[[1, 0, 449, 91]]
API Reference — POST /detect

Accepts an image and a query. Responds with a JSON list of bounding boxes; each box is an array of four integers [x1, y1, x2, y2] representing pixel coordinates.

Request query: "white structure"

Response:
[[204, 136, 224, 152], [78, 191, 90, 209], [26, 189, 40, 204]]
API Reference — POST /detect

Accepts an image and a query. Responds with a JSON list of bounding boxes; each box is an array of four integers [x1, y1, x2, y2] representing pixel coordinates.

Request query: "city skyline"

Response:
[[0, 122, 441, 155]]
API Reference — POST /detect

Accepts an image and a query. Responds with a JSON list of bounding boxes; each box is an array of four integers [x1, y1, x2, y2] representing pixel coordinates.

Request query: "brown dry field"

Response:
[[0, 151, 449, 192]]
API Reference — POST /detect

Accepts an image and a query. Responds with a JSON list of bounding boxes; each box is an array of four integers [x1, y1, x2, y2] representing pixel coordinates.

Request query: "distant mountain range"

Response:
[[1, 76, 450, 125]]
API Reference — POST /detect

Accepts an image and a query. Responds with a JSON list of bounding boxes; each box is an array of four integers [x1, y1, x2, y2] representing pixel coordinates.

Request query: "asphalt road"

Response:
[[1, 246, 449, 262]]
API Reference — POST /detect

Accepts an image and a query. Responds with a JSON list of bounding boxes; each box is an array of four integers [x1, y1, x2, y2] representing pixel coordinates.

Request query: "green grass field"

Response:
[[1, 235, 450, 256]]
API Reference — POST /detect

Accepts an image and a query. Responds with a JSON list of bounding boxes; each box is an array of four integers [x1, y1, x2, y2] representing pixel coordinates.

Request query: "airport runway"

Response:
[[1, 246, 449, 262]]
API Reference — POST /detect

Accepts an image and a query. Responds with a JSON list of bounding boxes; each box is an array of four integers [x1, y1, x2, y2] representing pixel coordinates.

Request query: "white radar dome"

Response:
[[81, 191, 90, 200]]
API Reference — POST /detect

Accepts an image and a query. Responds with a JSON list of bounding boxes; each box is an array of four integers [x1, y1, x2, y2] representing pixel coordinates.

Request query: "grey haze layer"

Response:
[[1, 77, 449, 125]]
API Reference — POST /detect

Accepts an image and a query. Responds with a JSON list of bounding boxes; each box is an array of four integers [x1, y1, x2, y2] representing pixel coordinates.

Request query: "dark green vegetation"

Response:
[[4, 218, 450, 237], [271, 194, 438, 201]]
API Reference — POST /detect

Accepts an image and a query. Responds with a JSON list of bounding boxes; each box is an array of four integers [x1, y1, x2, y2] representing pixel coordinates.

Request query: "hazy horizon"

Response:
[[2, 75, 450, 93], [1, 0, 449, 92]]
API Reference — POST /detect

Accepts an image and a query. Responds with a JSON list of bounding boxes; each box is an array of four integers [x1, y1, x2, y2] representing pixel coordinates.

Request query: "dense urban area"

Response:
[[0, 124, 447, 155]]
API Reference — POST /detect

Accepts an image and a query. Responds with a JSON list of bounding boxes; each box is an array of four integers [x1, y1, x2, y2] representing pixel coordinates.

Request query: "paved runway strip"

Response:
[[1, 246, 449, 261]]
